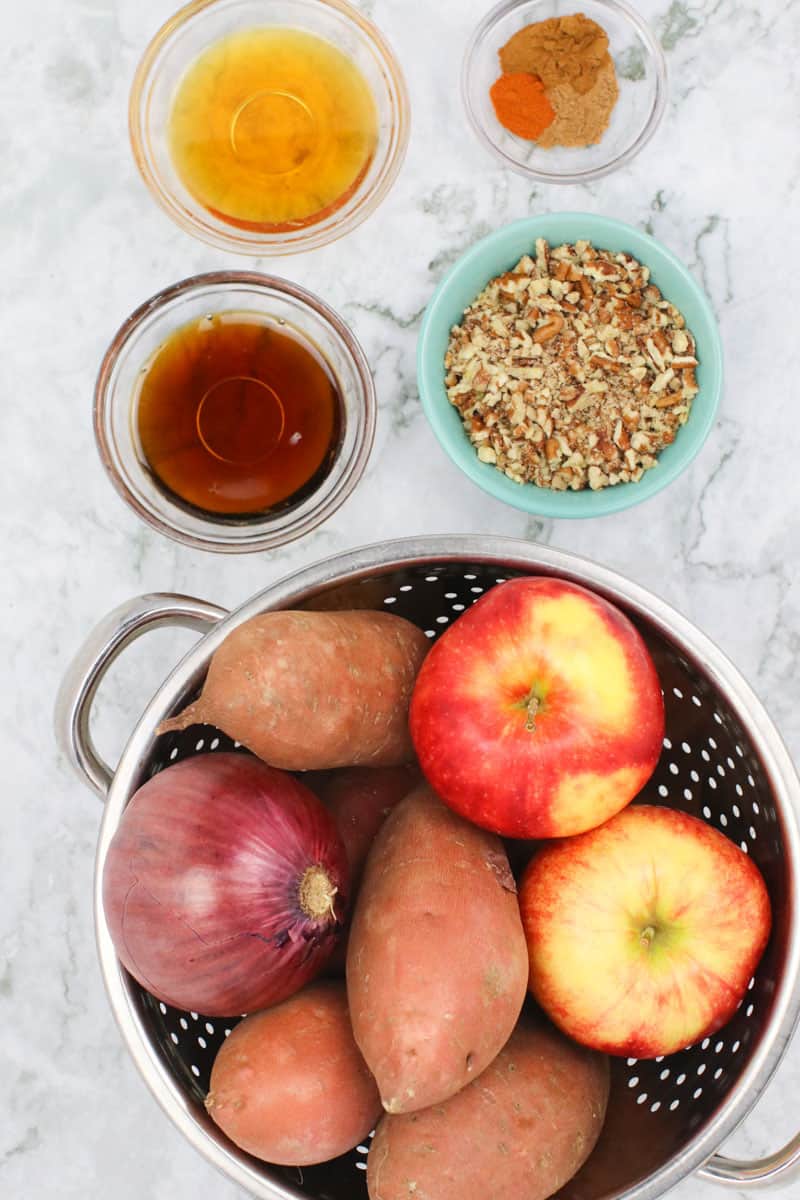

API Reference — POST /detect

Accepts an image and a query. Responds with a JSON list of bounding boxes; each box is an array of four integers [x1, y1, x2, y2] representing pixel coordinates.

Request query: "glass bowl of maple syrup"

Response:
[[130, 0, 410, 254], [94, 272, 376, 552]]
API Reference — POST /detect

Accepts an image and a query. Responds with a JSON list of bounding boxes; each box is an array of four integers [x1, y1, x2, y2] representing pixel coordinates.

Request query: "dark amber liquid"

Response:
[[135, 313, 342, 518]]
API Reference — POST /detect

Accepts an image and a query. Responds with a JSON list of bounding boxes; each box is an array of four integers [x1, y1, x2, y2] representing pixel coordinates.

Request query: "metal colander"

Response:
[[55, 536, 800, 1199]]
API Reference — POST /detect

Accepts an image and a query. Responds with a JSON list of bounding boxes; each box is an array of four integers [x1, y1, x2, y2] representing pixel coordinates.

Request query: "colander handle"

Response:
[[698, 1134, 800, 1189], [55, 593, 227, 800]]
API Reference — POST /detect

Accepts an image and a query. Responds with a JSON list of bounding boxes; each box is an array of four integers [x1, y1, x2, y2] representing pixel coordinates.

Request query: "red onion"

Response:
[[101, 753, 349, 1016]]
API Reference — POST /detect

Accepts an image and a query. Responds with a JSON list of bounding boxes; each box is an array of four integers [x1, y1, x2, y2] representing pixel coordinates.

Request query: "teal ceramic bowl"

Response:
[[417, 214, 723, 518]]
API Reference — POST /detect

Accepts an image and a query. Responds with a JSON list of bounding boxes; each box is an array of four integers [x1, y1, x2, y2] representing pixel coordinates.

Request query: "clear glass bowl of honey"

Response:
[[94, 273, 376, 552], [130, 0, 410, 254]]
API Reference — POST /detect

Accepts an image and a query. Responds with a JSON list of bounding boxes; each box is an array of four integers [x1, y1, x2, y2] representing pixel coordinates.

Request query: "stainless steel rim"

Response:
[[87, 535, 800, 1199]]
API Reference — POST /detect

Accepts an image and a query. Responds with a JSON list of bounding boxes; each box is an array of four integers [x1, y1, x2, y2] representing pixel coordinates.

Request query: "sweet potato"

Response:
[[160, 610, 429, 770], [314, 764, 422, 891], [347, 784, 528, 1114], [367, 1016, 610, 1200], [204, 981, 381, 1166]]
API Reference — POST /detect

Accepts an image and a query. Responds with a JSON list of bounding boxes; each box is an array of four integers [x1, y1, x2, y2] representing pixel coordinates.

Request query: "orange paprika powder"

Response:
[[489, 72, 555, 141]]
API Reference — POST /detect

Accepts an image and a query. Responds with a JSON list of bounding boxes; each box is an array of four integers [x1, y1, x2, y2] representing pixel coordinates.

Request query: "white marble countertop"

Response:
[[4, 0, 800, 1195]]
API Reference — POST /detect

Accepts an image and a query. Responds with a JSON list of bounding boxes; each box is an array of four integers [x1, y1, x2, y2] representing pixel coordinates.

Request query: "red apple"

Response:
[[409, 576, 664, 838], [520, 804, 772, 1058]]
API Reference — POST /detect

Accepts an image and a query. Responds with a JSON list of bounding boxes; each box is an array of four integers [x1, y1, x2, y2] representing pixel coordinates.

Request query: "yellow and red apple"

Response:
[[409, 576, 664, 839], [520, 805, 772, 1058]]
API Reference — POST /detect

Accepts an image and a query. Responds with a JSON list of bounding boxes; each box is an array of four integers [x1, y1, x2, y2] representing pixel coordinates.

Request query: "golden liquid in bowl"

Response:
[[167, 27, 379, 230]]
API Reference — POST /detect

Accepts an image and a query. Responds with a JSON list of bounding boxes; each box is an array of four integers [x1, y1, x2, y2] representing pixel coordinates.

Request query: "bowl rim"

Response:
[[417, 213, 724, 519], [94, 270, 377, 553], [128, 0, 411, 255], [462, 0, 669, 184]]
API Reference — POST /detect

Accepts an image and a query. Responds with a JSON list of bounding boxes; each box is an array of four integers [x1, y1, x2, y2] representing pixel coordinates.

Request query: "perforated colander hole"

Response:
[[179, 1018, 188, 1031], [662, 737, 673, 750], [197, 1036, 207, 1049], [159, 1003, 167, 1015], [205, 1022, 214, 1034], [691, 770, 700, 782], [701, 749, 710, 762], [693, 1087, 703, 1100], [673, 687, 684, 699], [190, 1065, 200, 1078], [717, 765, 726, 777], [470, 586, 484, 594], [691, 695, 701, 707], [495, 577, 507, 584], [726, 756, 735, 769], [696, 1063, 706, 1076], [650, 1101, 661, 1113], [731, 804, 740, 818], [356, 1144, 370, 1154], [210, 738, 220, 750], [424, 575, 439, 583], [702, 805, 711, 818], [627, 1076, 639, 1088], [676, 1073, 687, 1085], [731, 1040, 741, 1053], [636, 1093, 648, 1105], [683, 789, 693, 802], [701, 1038, 711, 1049], [355, 1163, 367, 1172], [718, 811, 726, 825], [681, 742, 691, 754], [169, 748, 179, 761], [746, 1003, 755, 1017], [735, 744, 744, 757], [170, 1032, 179, 1045], [714, 712, 723, 725], [383, 596, 397, 605], [714, 1068, 723, 1080], [658, 785, 669, 798], [659, 1068, 670, 1081], [747, 774, 756, 788], [195, 739, 205, 752], [444, 592, 457, 599], [626, 1058, 638, 1066], [749, 826, 757, 839], [424, 631, 436, 639], [463, 573, 477, 580], [670, 1099, 680, 1111], [668, 763, 679, 776], [399, 585, 413, 592], [740, 842, 749, 853], [708, 778, 718, 791], [436, 616, 448, 624], [224, 1028, 232, 1037], [752, 801, 760, 814], [735, 783, 744, 797], [452, 604, 465, 612]]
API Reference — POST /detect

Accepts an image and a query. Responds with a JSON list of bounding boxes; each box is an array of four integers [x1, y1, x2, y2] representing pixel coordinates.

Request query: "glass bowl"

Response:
[[129, 0, 410, 254], [463, 0, 667, 184], [417, 214, 723, 519], [95, 272, 376, 552]]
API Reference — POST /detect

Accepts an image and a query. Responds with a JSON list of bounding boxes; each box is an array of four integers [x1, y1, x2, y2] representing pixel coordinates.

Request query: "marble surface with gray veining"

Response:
[[2, 0, 800, 1195]]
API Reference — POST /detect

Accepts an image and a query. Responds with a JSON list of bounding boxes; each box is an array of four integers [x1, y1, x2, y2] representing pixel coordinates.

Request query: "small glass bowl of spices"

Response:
[[130, 0, 410, 254], [463, 0, 667, 183], [95, 273, 375, 552]]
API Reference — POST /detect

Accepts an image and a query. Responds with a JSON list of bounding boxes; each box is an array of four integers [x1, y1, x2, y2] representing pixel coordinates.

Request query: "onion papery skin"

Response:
[[101, 753, 349, 1016]]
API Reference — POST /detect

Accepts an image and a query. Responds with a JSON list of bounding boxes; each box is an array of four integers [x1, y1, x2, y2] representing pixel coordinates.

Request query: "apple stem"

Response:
[[525, 695, 540, 732], [641, 925, 656, 947]]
